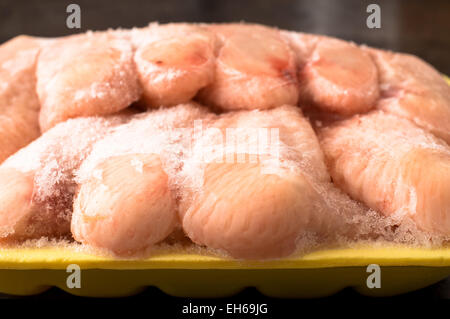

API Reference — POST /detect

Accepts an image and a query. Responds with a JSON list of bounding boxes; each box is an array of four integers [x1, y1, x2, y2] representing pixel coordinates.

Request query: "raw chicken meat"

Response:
[[197, 24, 299, 111], [0, 115, 128, 241], [283, 32, 380, 115], [297, 37, 379, 115], [281, 31, 321, 68], [174, 105, 364, 259], [132, 23, 216, 108], [367, 48, 450, 144], [36, 31, 141, 131], [0, 22, 448, 259], [73, 153, 176, 256], [0, 35, 42, 163], [319, 110, 450, 237], [72, 103, 210, 256]]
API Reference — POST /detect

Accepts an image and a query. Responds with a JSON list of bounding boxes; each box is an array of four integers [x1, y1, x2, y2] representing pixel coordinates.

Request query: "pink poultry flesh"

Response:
[[0, 22, 448, 259]]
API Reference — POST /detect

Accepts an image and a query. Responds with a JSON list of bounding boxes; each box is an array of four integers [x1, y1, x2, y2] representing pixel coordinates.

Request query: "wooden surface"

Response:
[[0, 0, 449, 73]]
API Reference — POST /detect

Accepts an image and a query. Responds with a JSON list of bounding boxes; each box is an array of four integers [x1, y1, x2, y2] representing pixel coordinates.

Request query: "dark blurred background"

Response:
[[0, 0, 449, 73], [0, 0, 449, 303]]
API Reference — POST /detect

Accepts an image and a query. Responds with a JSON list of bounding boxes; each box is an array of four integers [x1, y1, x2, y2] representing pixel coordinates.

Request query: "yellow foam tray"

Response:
[[0, 245, 449, 297], [0, 76, 449, 298]]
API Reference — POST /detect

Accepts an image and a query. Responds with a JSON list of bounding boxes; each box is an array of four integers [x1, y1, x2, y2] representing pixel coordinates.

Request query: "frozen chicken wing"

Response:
[[132, 23, 216, 108], [0, 35, 42, 163], [175, 105, 361, 259], [367, 48, 450, 144], [284, 34, 379, 115], [319, 111, 450, 236], [71, 103, 210, 256], [36, 32, 141, 131], [197, 24, 299, 111], [0, 115, 127, 241]]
